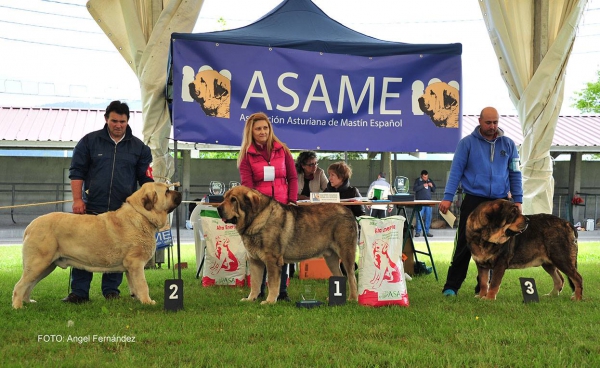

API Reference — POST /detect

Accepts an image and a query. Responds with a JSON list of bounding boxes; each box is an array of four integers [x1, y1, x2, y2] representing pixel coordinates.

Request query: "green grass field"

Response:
[[1, 241, 599, 367]]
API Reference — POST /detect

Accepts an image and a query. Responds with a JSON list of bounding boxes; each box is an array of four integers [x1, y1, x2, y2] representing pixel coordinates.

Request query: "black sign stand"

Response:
[[328, 276, 346, 306], [519, 277, 539, 304], [164, 279, 184, 311]]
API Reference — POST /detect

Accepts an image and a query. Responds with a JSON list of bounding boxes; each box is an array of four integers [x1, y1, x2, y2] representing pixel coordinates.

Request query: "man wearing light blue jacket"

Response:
[[438, 107, 522, 297]]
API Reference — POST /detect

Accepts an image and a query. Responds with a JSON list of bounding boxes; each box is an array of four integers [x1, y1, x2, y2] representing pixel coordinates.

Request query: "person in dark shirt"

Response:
[[63, 100, 153, 304], [324, 161, 365, 218], [413, 169, 436, 237]]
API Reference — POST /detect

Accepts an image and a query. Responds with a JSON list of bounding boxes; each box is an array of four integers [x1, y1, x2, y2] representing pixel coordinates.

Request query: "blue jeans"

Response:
[[70, 268, 123, 298], [415, 206, 432, 234]]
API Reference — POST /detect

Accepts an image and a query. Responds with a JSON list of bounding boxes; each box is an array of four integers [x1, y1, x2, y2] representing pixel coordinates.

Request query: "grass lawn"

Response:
[[1, 240, 599, 367]]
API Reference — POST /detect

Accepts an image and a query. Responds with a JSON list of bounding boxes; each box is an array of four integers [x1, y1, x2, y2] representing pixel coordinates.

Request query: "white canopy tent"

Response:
[[86, 0, 203, 183], [479, 0, 588, 214], [84, 0, 590, 215]]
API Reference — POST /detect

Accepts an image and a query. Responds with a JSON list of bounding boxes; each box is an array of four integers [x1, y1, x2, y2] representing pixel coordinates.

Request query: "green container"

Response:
[[373, 188, 383, 200]]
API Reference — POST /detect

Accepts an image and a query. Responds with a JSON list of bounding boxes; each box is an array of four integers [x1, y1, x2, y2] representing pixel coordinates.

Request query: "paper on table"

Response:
[[439, 210, 456, 227]]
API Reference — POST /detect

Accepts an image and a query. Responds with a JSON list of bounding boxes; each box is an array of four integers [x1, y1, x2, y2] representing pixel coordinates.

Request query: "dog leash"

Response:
[[0, 200, 74, 224], [0, 200, 73, 210]]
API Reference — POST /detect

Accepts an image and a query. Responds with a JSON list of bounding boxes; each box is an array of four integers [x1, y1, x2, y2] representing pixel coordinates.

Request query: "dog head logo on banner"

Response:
[[417, 80, 460, 128], [183, 65, 232, 118]]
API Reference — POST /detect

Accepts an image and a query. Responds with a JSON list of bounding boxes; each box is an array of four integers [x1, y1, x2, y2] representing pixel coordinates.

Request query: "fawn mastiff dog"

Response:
[[217, 186, 358, 304], [467, 199, 583, 301], [12, 182, 182, 309]]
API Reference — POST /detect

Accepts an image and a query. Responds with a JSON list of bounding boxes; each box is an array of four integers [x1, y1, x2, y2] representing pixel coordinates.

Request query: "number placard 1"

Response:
[[328, 276, 346, 306], [519, 277, 539, 304], [164, 279, 184, 311]]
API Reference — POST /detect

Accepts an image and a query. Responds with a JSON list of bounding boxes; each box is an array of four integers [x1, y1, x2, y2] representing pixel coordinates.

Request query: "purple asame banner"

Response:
[[172, 40, 462, 152]]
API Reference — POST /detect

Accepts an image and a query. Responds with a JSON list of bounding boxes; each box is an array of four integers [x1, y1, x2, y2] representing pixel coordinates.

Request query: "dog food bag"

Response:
[[200, 215, 247, 287], [357, 215, 409, 307]]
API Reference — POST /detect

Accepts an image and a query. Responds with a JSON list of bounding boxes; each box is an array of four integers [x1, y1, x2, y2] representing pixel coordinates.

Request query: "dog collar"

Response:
[[517, 216, 529, 234]]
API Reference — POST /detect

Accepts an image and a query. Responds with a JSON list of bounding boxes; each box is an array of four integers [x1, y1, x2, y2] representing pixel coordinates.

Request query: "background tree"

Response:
[[572, 70, 600, 113]]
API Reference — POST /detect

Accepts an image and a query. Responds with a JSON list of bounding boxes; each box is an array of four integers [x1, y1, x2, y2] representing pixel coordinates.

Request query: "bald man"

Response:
[[439, 107, 523, 296]]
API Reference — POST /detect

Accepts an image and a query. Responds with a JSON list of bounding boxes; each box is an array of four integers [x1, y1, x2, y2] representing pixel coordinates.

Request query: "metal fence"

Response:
[[2, 182, 599, 227]]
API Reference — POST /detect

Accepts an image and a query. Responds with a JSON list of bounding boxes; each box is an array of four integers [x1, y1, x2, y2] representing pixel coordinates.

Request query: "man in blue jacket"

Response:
[[438, 106, 522, 297], [63, 100, 154, 304]]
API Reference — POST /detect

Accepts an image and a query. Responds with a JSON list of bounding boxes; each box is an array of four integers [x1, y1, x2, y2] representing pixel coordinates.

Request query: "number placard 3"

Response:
[[519, 277, 539, 304]]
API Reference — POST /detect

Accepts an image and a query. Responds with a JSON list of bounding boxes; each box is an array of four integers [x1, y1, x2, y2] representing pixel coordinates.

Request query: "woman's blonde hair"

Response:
[[237, 112, 290, 167]]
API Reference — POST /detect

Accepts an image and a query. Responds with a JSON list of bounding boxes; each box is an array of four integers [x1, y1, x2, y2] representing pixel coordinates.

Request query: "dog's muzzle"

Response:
[[222, 217, 237, 225], [505, 216, 529, 237], [216, 206, 236, 224]]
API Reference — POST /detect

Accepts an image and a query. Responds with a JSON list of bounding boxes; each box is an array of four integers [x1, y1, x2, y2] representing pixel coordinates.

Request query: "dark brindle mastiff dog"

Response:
[[467, 199, 583, 301], [12, 182, 182, 309], [217, 186, 358, 304]]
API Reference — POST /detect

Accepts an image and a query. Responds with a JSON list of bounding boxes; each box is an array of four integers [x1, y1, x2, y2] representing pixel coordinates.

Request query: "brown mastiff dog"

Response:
[[12, 182, 182, 309], [217, 186, 358, 304], [467, 199, 583, 301]]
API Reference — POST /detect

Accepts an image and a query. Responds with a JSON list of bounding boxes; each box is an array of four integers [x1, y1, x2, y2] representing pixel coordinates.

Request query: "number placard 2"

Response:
[[164, 279, 184, 311], [519, 277, 539, 304], [328, 276, 346, 306]]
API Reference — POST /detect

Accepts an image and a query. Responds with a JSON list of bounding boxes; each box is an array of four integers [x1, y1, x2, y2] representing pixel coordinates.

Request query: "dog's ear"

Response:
[[188, 82, 201, 103], [143, 191, 158, 211], [213, 78, 229, 98], [443, 88, 458, 109], [245, 189, 262, 209]]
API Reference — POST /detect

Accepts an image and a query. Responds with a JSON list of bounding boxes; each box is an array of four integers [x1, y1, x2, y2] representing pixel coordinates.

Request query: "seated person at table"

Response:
[[296, 150, 328, 200], [366, 172, 393, 218], [325, 161, 364, 276], [324, 161, 365, 218]]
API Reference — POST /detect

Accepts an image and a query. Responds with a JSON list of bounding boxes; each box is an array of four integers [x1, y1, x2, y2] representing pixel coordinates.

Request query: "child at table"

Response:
[[324, 161, 366, 218]]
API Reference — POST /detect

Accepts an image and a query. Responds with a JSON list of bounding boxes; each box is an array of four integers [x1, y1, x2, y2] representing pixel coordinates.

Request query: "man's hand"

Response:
[[72, 198, 86, 214], [439, 200, 452, 214]]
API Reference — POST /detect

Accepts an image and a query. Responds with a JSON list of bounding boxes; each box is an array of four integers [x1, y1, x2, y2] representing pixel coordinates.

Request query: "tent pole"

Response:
[[174, 139, 182, 280]]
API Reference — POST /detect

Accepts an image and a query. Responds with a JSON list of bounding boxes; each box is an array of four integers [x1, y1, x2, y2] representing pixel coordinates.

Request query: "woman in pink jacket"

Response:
[[237, 112, 298, 301]]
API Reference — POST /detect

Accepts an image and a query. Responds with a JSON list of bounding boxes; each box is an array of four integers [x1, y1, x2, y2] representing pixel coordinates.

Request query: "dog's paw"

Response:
[[240, 297, 255, 302], [260, 299, 276, 305]]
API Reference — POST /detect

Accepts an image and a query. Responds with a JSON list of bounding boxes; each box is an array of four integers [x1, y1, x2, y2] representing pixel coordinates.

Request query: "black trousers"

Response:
[[442, 194, 498, 293]]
